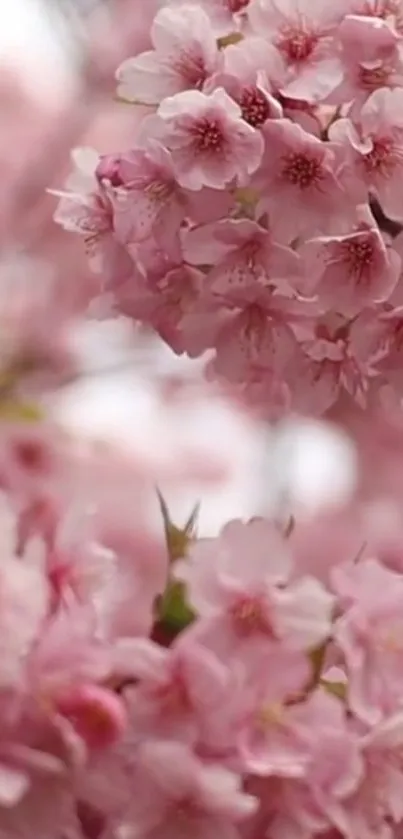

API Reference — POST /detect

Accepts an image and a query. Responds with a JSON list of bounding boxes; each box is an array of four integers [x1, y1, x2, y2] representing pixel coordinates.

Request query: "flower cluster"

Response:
[[55, 0, 403, 418], [2, 0, 403, 838]]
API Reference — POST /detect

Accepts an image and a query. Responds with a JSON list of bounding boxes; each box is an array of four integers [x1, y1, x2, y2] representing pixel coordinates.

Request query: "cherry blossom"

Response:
[[333, 557, 403, 724], [116, 5, 222, 105], [206, 36, 285, 124], [115, 739, 257, 839], [248, 0, 346, 103], [152, 87, 264, 190], [175, 518, 334, 661], [337, 712, 403, 839], [330, 88, 403, 221], [330, 15, 403, 113], [183, 218, 302, 300], [53, 148, 134, 284], [300, 216, 401, 316], [123, 635, 236, 744], [251, 119, 348, 242]]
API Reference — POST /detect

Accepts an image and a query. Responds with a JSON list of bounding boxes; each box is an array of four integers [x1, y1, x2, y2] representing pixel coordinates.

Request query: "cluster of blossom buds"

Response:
[[3, 0, 403, 838]]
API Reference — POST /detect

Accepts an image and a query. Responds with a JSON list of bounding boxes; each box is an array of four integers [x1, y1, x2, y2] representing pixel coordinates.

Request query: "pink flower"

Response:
[[356, 305, 403, 395], [205, 36, 284, 126], [104, 142, 185, 247], [153, 87, 264, 190], [123, 636, 235, 744], [233, 650, 311, 774], [300, 217, 401, 317], [259, 691, 363, 839], [336, 711, 403, 839], [200, 646, 311, 760], [286, 355, 343, 416], [333, 557, 403, 724], [109, 142, 234, 253], [251, 119, 348, 242], [27, 605, 109, 692], [183, 218, 302, 301], [208, 292, 316, 391], [116, 5, 222, 105], [44, 508, 117, 612], [330, 88, 403, 222], [329, 15, 403, 114], [25, 604, 132, 754], [248, 0, 345, 102], [53, 148, 133, 284], [127, 264, 210, 356], [175, 519, 334, 661], [287, 312, 378, 415], [116, 739, 257, 839]]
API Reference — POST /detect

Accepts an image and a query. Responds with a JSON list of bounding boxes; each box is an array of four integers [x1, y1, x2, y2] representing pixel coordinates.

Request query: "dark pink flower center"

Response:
[[339, 237, 375, 281], [244, 304, 269, 343], [155, 670, 191, 713], [278, 25, 318, 63], [146, 177, 175, 204], [363, 138, 394, 174], [281, 152, 322, 189], [173, 50, 208, 89], [191, 118, 225, 153], [229, 595, 275, 637], [358, 62, 392, 91], [228, 0, 250, 12], [239, 86, 271, 127], [96, 155, 123, 187], [13, 439, 50, 473]]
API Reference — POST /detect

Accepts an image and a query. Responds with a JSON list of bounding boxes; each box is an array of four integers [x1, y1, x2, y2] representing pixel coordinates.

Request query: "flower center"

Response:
[[239, 86, 271, 127], [278, 25, 318, 63], [281, 152, 322, 189], [155, 668, 191, 713], [13, 439, 50, 472], [146, 178, 174, 203], [173, 50, 208, 89], [358, 62, 392, 91], [229, 594, 274, 637], [340, 237, 374, 281], [257, 702, 285, 730], [363, 137, 394, 175], [228, 0, 250, 12], [191, 118, 225, 153], [96, 155, 123, 187]]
